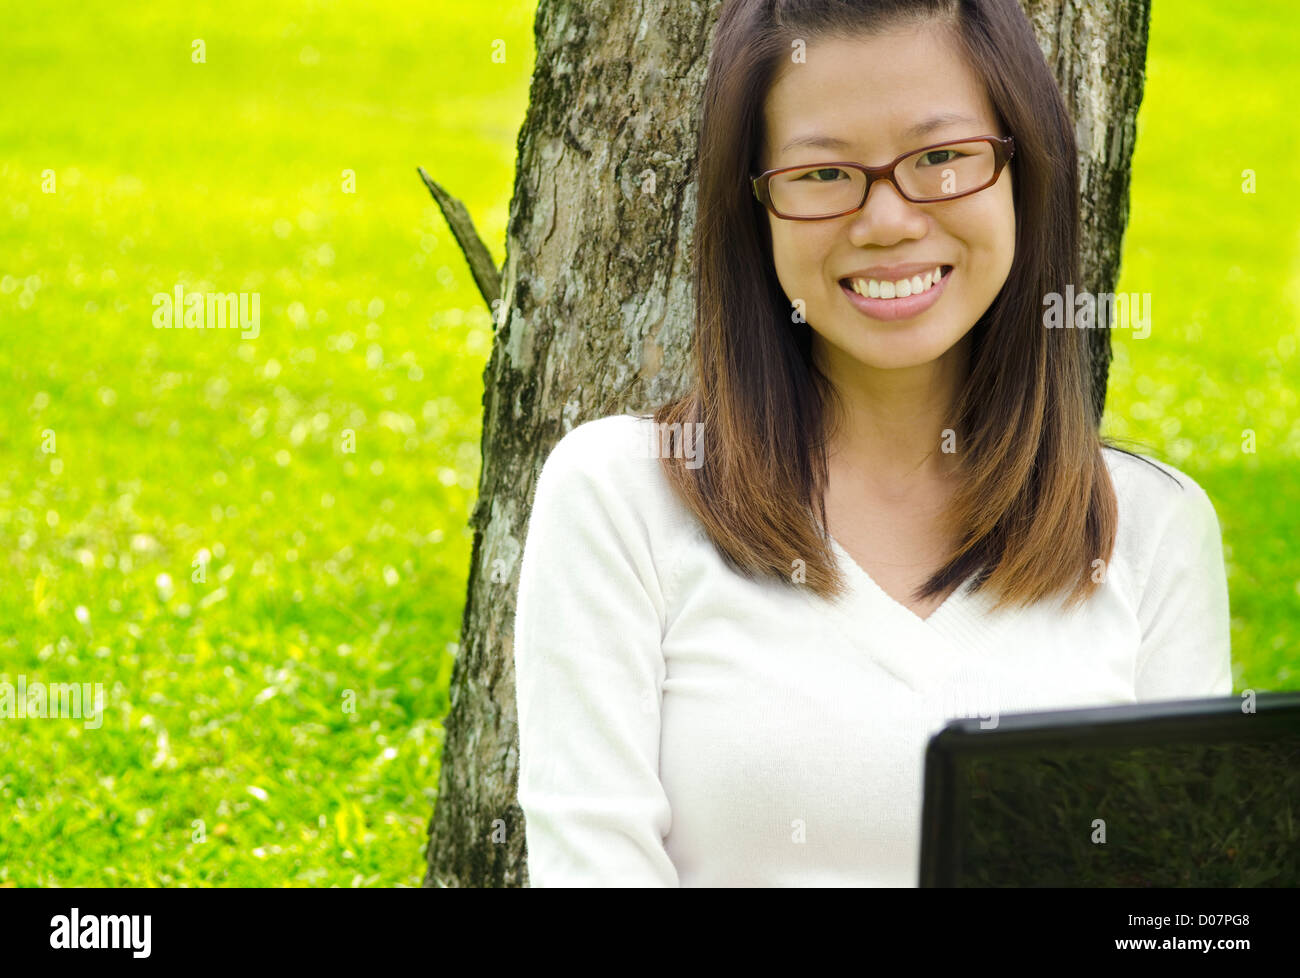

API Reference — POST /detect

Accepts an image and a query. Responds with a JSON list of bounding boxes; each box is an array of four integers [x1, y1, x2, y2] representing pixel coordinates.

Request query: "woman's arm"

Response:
[[1133, 477, 1234, 701], [512, 424, 680, 887]]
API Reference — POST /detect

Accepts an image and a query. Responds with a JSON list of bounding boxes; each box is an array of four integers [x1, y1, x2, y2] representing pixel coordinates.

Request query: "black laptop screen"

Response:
[[922, 695, 1300, 887]]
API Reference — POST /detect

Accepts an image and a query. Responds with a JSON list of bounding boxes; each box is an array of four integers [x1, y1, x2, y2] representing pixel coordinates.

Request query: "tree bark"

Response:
[[1022, 0, 1151, 421], [422, 0, 1151, 888]]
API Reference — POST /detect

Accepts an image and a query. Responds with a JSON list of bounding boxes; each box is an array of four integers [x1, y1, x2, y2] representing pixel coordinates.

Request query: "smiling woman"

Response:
[[512, 0, 1232, 887], [666, 0, 1111, 615]]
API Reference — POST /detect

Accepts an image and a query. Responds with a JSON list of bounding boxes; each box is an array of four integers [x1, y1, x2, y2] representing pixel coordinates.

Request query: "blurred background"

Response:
[[0, 0, 1295, 885]]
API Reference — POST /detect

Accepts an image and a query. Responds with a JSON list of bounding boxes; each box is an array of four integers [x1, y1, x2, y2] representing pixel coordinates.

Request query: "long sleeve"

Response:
[[1133, 477, 1233, 700], [512, 425, 680, 887]]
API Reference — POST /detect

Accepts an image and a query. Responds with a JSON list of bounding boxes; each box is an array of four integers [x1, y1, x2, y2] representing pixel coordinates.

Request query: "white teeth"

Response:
[[848, 265, 948, 300]]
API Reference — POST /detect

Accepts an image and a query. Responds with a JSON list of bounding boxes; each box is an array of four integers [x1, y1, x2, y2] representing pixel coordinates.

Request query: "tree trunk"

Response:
[[422, 0, 1151, 888], [1022, 0, 1152, 421]]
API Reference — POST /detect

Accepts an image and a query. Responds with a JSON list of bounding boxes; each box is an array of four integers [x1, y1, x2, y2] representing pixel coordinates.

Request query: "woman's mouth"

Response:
[[839, 265, 953, 322]]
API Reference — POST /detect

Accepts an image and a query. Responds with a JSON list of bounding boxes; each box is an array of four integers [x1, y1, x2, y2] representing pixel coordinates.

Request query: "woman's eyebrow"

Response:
[[779, 134, 853, 153], [779, 112, 982, 154], [901, 111, 981, 141]]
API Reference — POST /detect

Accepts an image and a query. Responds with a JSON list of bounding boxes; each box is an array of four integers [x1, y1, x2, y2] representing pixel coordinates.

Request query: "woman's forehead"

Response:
[[762, 31, 996, 154], [767, 30, 987, 113]]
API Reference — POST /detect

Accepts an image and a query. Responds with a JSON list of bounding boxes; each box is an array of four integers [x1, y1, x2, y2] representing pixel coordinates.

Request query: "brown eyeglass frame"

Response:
[[751, 134, 1015, 220]]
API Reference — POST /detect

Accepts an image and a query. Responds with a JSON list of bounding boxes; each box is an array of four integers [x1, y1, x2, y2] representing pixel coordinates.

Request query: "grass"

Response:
[[0, 0, 535, 885], [0, 0, 1295, 886], [1101, 0, 1300, 691]]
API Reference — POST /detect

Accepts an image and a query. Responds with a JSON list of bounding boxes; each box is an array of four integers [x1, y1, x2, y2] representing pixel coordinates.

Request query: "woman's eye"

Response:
[[920, 150, 959, 166], [801, 167, 844, 182]]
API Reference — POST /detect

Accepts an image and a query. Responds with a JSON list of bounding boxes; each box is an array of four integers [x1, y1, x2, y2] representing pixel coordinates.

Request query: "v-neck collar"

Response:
[[826, 533, 963, 626], [814, 533, 1005, 659]]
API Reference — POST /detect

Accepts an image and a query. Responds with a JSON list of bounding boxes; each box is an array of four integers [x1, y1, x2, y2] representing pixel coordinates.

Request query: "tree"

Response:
[[420, 0, 1152, 887]]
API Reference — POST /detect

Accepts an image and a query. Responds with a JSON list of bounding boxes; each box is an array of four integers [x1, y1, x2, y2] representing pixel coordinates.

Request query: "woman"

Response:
[[512, 0, 1232, 886]]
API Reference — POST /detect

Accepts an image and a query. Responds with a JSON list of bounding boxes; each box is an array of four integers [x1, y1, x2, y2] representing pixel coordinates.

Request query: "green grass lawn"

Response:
[[0, 0, 534, 885], [1102, 0, 1300, 692], [0, 0, 1295, 886]]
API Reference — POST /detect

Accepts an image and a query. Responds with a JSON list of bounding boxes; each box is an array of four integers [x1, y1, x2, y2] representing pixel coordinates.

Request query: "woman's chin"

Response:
[[840, 324, 970, 372]]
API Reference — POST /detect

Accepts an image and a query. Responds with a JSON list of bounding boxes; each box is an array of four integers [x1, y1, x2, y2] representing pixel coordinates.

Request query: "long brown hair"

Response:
[[644, 0, 1161, 614]]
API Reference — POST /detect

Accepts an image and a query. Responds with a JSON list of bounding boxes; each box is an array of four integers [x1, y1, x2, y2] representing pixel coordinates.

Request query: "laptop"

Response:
[[918, 691, 1300, 886]]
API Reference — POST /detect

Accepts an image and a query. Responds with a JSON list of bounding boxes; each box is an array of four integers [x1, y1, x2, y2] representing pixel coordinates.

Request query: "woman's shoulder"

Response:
[[539, 412, 678, 482], [1101, 444, 1210, 506], [1100, 444, 1221, 577], [533, 412, 698, 526], [525, 413, 704, 598]]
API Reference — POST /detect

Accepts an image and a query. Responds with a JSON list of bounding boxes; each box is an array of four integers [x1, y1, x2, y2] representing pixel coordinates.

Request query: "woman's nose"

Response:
[[847, 177, 928, 244]]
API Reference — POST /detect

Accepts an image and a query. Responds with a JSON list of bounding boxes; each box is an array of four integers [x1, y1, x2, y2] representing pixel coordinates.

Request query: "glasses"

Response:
[[751, 134, 1014, 220]]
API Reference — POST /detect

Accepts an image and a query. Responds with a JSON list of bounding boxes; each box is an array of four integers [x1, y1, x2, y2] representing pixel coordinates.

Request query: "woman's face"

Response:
[[760, 23, 1016, 375]]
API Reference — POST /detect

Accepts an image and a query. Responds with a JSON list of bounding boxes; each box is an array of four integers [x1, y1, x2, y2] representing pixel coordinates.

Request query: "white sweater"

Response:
[[511, 413, 1233, 887]]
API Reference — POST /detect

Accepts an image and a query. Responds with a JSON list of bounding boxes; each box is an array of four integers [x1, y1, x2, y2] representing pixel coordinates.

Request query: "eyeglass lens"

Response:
[[767, 140, 999, 217]]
